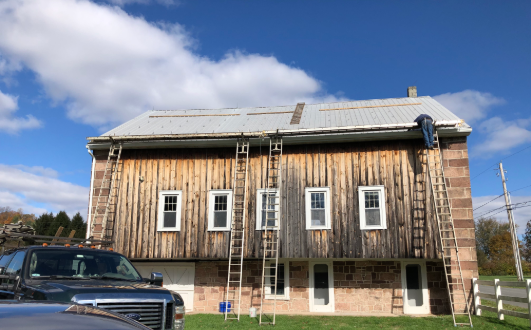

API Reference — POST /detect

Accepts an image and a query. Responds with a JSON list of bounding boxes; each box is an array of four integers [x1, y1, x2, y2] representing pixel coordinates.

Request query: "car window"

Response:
[[5, 251, 25, 275], [0, 253, 15, 270], [28, 250, 142, 281]]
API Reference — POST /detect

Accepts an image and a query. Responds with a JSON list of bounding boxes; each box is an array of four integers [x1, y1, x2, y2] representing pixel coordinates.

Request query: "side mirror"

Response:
[[150, 272, 163, 287]]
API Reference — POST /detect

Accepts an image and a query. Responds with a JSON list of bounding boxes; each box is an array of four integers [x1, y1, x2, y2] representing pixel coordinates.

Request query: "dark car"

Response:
[[0, 246, 185, 329], [0, 300, 152, 330]]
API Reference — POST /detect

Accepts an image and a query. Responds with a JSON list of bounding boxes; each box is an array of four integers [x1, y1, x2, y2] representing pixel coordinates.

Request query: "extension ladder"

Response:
[[225, 139, 250, 321], [426, 130, 473, 327], [90, 143, 123, 242], [259, 137, 283, 325]]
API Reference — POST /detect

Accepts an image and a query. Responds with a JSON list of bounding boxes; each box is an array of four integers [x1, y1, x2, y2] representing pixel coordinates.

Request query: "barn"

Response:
[[86, 86, 477, 325]]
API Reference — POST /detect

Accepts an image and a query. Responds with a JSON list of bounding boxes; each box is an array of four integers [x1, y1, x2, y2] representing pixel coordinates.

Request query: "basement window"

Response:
[[256, 189, 279, 230], [265, 260, 289, 300], [208, 190, 233, 231], [157, 190, 182, 232], [305, 187, 331, 230], [358, 186, 386, 230]]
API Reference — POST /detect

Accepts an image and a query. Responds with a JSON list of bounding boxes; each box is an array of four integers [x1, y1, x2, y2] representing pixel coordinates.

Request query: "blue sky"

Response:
[[0, 0, 529, 232]]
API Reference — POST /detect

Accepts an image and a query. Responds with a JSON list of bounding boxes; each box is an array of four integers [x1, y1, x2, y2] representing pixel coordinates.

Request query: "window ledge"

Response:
[[157, 228, 180, 232], [265, 296, 289, 300], [207, 228, 231, 232], [306, 227, 331, 230]]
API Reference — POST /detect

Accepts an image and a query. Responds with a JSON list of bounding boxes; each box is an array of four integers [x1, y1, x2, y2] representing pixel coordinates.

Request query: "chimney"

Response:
[[407, 86, 417, 97]]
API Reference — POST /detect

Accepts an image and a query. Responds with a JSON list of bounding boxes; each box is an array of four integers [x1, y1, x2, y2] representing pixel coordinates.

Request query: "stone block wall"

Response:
[[440, 137, 478, 310], [193, 259, 449, 315]]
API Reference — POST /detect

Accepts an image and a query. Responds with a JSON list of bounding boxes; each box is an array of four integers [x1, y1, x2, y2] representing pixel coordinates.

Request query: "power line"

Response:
[[471, 144, 531, 181], [474, 200, 531, 220], [475, 204, 531, 220], [473, 184, 531, 212]]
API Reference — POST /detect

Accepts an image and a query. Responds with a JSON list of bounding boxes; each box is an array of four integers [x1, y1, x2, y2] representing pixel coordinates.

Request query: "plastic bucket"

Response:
[[219, 302, 231, 313], [249, 307, 257, 317]]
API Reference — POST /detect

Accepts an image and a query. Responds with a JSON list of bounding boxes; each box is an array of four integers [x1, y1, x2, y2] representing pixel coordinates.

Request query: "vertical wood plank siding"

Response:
[[104, 141, 440, 259]]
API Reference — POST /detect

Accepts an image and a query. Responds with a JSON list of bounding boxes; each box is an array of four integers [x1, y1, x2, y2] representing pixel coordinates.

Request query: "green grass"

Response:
[[185, 313, 530, 329], [479, 275, 531, 282], [480, 298, 528, 313]]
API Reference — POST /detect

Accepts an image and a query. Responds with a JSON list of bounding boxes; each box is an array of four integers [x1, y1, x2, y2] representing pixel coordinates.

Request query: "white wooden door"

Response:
[[401, 261, 429, 314], [309, 261, 335, 312], [134, 262, 195, 312]]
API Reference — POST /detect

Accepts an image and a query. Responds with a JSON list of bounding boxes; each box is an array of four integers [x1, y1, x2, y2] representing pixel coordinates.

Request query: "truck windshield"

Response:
[[28, 249, 142, 281]]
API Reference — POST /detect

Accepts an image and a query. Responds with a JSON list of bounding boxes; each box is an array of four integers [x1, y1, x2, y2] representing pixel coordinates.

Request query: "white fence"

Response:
[[473, 278, 531, 327]]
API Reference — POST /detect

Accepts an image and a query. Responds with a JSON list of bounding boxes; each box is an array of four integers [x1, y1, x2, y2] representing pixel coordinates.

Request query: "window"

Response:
[[305, 187, 331, 230], [256, 189, 279, 230], [265, 260, 289, 300], [358, 186, 386, 230], [208, 190, 233, 231], [5, 251, 25, 276], [157, 191, 182, 232]]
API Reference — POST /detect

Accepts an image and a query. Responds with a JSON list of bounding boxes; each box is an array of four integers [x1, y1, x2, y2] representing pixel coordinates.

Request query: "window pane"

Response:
[[215, 195, 227, 211], [261, 193, 277, 227], [364, 191, 379, 209], [313, 264, 329, 306], [365, 209, 381, 226], [164, 195, 177, 212], [311, 209, 326, 226], [311, 193, 325, 209], [406, 264, 423, 307], [214, 211, 227, 228], [164, 212, 177, 228], [5, 252, 25, 275], [270, 263, 285, 296]]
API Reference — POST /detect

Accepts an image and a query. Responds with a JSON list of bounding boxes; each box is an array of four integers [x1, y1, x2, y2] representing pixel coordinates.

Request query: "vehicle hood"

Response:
[[25, 279, 183, 305]]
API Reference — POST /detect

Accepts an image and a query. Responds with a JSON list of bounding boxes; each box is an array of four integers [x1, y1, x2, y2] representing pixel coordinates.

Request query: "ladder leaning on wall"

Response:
[[259, 137, 283, 326], [426, 130, 473, 327], [225, 138, 250, 321], [89, 142, 123, 243]]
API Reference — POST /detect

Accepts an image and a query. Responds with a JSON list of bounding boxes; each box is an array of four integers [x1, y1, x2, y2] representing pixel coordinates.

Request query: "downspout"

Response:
[[87, 146, 96, 239]]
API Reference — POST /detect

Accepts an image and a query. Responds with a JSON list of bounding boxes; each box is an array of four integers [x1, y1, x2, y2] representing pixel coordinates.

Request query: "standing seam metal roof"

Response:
[[101, 96, 464, 137]]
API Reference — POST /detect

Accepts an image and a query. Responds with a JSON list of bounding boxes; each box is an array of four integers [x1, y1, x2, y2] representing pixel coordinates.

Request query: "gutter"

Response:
[[86, 146, 95, 239], [87, 120, 465, 143]]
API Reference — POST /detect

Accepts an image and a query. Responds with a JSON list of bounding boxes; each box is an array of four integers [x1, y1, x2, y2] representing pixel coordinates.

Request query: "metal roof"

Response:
[[92, 96, 470, 146]]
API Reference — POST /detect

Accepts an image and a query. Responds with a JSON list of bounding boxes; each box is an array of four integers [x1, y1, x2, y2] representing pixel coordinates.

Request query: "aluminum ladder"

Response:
[[90, 142, 123, 242], [259, 137, 283, 325], [426, 130, 473, 327], [225, 139, 250, 321]]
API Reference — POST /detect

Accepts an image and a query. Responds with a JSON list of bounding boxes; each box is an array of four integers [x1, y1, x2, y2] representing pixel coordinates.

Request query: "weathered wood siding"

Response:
[[93, 140, 445, 260]]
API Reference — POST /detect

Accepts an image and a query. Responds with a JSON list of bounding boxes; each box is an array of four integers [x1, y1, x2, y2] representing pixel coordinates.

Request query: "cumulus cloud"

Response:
[[0, 89, 41, 134], [0, 0, 338, 129], [104, 0, 177, 6], [434, 90, 505, 123], [472, 116, 531, 157], [473, 195, 531, 235], [0, 164, 89, 217]]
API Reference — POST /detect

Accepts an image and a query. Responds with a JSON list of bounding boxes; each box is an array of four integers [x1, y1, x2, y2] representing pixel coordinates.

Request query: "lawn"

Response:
[[479, 275, 531, 282], [185, 312, 529, 329]]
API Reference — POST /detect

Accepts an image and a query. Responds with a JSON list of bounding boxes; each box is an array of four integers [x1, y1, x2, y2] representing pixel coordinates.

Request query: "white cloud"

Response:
[[472, 116, 531, 157], [0, 89, 42, 134], [0, 0, 338, 129], [0, 164, 89, 217], [434, 90, 505, 123], [473, 195, 531, 235]]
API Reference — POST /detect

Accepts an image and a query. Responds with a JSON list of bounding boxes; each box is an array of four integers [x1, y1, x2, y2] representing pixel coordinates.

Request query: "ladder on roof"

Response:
[[259, 137, 283, 326], [90, 142, 123, 243], [426, 130, 472, 327], [224, 138, 250, 321]]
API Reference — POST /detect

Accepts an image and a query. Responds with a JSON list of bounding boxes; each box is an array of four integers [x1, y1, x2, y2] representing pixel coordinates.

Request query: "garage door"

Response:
[[133, 262, 195, 312]]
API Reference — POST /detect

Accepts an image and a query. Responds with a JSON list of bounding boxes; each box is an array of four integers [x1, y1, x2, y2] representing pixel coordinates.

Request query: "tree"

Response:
[[475, 217, 511, 259], [33, 212, 54, 235], [522, 220, 531, 262], [68, 212, 86, 239], [46, 211, 71, 237]]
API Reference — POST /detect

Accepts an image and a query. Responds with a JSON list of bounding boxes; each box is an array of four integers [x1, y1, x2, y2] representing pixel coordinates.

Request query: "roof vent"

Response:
[[407, 86, 417, 97], [290, 102, 305, 125]]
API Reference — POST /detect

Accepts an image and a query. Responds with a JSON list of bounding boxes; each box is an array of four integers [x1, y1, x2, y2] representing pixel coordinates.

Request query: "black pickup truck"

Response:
[[0, 245, 185, 330]]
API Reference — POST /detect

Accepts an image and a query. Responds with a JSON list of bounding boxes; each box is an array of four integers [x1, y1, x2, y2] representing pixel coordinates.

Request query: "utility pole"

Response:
[[499, 162, 524, 281]]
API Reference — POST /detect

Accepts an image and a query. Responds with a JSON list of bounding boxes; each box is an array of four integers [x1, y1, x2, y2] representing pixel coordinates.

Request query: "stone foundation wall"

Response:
[[193, 259, 450, 315]]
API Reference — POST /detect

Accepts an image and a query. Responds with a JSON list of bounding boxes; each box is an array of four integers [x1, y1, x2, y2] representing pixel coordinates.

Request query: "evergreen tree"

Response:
[[33, 212, 55, 235], [522, 220, 531, 262], [46, 211, 71, 237], [68, 212, 86, 239]]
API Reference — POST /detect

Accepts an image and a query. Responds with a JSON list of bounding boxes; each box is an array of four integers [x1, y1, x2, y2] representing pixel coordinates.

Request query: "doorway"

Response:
[[309, 261, 334, 312], [401, 261, 429, 314]]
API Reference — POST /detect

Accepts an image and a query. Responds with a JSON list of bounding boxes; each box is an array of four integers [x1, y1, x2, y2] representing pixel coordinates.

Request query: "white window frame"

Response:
[[256, 189, 280, 230], [401, 260, 429, 314], [305, 187, 331, 230], [265, 259, 290, 300], [208, 190, 233, 231], [157, 190, 182, 232], [358, 185, 387, 230]]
